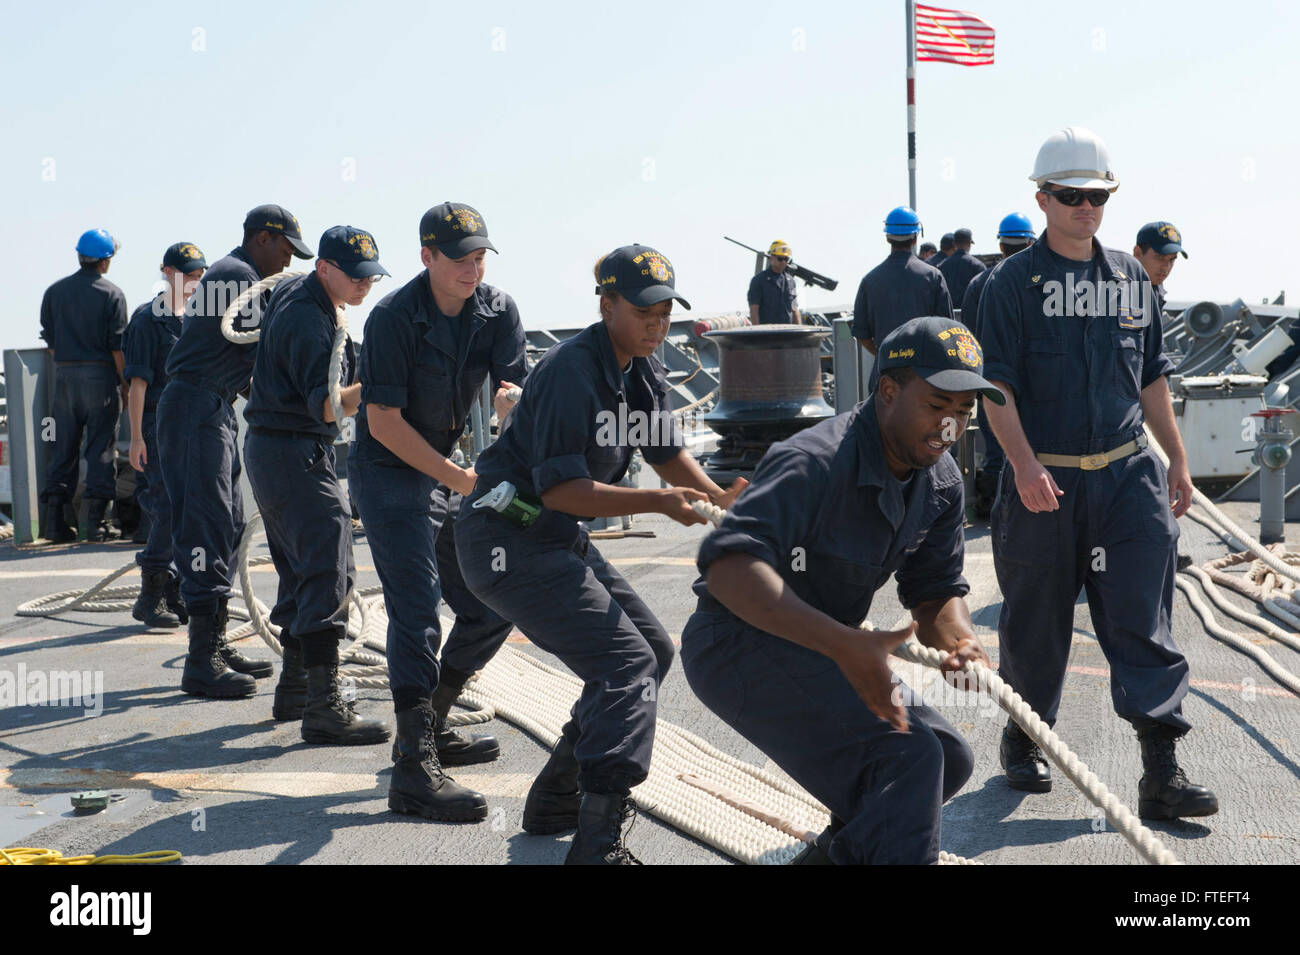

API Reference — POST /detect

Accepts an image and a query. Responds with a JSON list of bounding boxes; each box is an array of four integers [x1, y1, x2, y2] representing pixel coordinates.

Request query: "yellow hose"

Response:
[[0, 846, 181, 865]]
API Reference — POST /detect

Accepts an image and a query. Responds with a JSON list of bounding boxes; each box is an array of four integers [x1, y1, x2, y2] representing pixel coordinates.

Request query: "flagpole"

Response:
[[906, 0, 917, 212]]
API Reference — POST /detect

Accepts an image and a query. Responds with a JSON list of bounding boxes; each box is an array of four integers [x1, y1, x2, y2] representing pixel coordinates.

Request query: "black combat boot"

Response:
[[214, 599, 273, 678], [564, 792, 642, 865], [181, 612, 257, 699], [80, 498, 116, 542], [272, 633, 308, 721], [163, 575, 188, 624], [301, 661, 390, 745], [430, 671, 500, 765], [522, 736, 581, 834], [43, 501, 76, 543], [788, 816, 845, 865], [131, 569, 180, 628], [1136, 725, 1219, 820], [388, 704, 490, 821], [1000, 720, 1052, 792]]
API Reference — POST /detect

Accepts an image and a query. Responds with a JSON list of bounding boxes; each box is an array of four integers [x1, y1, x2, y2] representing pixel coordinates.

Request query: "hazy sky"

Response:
[[2, 0, 1294, 348]]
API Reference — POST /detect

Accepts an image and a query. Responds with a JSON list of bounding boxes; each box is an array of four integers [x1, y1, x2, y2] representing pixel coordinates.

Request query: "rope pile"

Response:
[[1140, 426, 1300, 698]]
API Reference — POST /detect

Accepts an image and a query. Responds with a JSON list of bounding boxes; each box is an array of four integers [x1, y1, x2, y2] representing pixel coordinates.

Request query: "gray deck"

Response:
[[2, 480, 1297, 865]]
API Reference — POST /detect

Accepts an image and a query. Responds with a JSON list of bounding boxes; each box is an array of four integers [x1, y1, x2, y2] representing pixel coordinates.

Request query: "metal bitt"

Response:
[[700, 324, 836, 480], [1252, 409, 1293, 544]]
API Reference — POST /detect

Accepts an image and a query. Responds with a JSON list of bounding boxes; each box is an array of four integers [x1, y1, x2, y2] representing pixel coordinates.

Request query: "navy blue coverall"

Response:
[[456, 321, 684, 795], [747, 268, 798, 324], [938, 249, 987, 310], [852, 250, 953, 390], [243, 272, 356, 664], [123, 293, 182, 575], [157, 247, 262, 615], [680, 397, 975, 864], [963, 260, 1009, 476], [977, 234, 1190, 734], [347, 275, 527, 711], [39, 267, 128, 507]]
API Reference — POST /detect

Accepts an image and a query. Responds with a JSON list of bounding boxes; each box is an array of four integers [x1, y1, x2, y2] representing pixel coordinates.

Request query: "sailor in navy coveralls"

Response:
[[457, 244, 745, 863]]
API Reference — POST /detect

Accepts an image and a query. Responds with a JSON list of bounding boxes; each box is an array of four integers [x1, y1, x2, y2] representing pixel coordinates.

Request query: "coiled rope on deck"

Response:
[[689, 498, 1182, 866], [1139, 425, 1300, 697]]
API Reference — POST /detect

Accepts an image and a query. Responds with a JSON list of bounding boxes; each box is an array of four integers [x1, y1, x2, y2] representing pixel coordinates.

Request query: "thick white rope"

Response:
[[1174, 572, 1300, 697], [219, 268, 350, 425], [690, 497, 1181, 865], [16, 561, 147, 616], [1138, 430, 1300, 694], [327, 311, 348, 427], [890, 639, 1179, 865], [1192, 553, 1300, 655], [1145, 423, 1300, 587], [219, 270, 302, 344]]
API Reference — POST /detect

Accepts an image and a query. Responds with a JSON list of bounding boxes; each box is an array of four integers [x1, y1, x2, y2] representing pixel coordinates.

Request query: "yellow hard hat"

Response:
[[768, 240, 792, 258]]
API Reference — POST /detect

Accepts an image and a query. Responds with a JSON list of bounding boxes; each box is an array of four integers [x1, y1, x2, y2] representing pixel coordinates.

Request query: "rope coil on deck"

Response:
[[1139, 426, 1300, 698]]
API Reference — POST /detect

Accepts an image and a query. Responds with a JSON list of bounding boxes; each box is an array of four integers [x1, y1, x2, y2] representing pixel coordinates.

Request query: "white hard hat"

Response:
[[1030, 126, 1119, 191]]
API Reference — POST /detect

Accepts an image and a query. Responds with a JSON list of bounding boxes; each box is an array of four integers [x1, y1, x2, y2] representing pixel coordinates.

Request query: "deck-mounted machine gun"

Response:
[[723, 236, 839, 292]]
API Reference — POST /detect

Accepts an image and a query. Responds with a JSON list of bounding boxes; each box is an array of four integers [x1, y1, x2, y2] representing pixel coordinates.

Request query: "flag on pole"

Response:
[[914, 3, 995, 66]]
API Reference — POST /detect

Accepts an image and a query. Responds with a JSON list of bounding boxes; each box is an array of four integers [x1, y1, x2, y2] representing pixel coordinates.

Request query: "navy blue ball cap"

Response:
[[318, 226, 390, 279], [595, 244, 690, 310], [162, 241, 207, 274], [419, 202, 497, 258], [244, 203, 313, 258], [1136, 221, 1187, 258], [877, 316, 1005, 404]]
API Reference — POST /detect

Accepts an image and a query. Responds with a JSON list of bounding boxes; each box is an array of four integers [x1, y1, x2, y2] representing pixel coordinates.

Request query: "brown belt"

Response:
[[1036, 433, 1148, 471]]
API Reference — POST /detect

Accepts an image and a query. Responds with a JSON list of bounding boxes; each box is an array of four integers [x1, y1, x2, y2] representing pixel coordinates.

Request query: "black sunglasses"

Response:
[[1041, 187, 1110, 207]]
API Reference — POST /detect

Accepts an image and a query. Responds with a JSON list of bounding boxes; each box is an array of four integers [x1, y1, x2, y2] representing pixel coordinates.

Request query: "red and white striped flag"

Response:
[[915, 3, 995, 66]]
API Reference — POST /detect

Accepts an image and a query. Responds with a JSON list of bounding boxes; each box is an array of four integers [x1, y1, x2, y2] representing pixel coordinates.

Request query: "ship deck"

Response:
[[2, 459, 1298, 866]]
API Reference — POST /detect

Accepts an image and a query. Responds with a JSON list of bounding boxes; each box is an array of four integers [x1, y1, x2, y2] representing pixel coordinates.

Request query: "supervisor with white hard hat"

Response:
[[976, 126, 1218, 820]]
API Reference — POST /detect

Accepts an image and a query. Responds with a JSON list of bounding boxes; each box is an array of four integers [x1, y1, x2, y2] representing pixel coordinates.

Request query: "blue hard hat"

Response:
[[76, 228, 118, 259], [996, 213, 1034, 240], [884, 205, 923, 237]]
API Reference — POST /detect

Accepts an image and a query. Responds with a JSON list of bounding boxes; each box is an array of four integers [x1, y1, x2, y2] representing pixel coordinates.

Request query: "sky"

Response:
[[2, 0, 1295, 349]]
